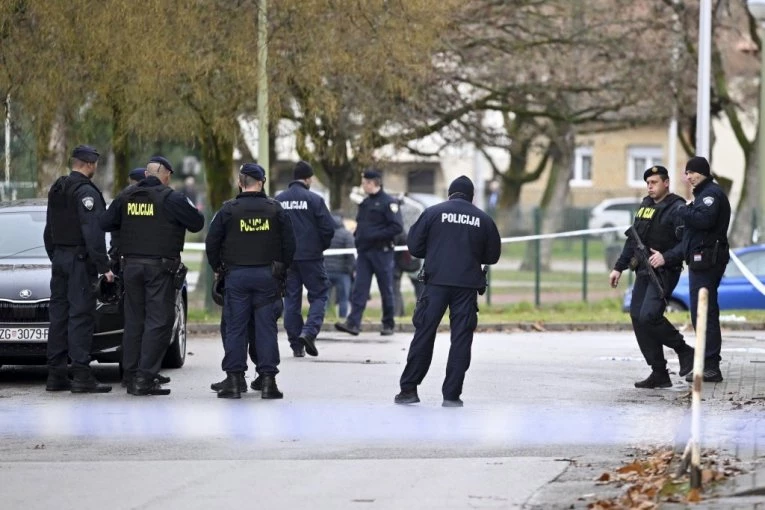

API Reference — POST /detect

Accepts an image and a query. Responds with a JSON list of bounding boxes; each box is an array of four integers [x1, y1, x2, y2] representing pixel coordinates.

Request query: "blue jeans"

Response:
[[327, 272, 351, 318]]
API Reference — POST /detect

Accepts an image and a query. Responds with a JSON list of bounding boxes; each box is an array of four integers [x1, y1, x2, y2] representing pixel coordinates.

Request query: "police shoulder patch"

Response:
[[703, 196, 715, 206], [390, 202, 399, 213], [82, 196, 95, 211]]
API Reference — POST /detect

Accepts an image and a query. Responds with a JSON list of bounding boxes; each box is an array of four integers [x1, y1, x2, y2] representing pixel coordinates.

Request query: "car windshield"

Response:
[[0, 210, 48, 258]]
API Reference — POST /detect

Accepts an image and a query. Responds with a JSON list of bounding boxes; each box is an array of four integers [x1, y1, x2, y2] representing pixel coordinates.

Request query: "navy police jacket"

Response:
[[354, 188, 403, 252], [665, 177, 730, 265], [408, 196, 501, 289], [275, 181, 334, 260]]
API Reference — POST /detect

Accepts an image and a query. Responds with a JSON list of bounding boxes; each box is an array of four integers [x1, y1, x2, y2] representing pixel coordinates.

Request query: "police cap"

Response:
[[643, 165, 669, 181], [240, 163, 266, 181], [148, 156, 174, 173], [71, 145, 100, 163], [129, 167, 146, 182], [362, 169, 382, 180]]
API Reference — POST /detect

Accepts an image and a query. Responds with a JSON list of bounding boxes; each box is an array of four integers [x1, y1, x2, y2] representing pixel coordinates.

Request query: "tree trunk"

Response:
[[35, 107, 68, 197], [111, 100, 130, 197], [520, 128, 573, 271], [730, 155, 757, 247], [199, 129, 235, 212]]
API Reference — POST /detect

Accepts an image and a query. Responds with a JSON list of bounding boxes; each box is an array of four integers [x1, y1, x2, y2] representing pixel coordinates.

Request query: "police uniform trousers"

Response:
[[688, 260, 728, 367], [223, 265, 281, 375], [47, 247, 98, 370], [629, 269, 689, 370], [122, 259, 176, 380], [219, 314, 258, 369], [284, 259, 330, 348], [399, 284, 478, 400], [348, 248, 395, 329]]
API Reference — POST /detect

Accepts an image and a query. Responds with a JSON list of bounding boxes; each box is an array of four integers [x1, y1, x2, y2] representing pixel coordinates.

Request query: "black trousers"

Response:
[[629, 270, 689, 370], [689, 261, 728, 366], [399, 284, 478, 400], [122, 260, 175, 379], [47, 248, 97, 370]]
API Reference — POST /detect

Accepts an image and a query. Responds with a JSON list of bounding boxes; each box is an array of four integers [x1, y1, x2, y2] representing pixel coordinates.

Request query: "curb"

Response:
[[187, 321, 765, 336]]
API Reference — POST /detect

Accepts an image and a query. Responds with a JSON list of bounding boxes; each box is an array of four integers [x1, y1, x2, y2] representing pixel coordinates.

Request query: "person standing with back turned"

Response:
[[275, 161, 335, 358], [394, 176, 501, 407]]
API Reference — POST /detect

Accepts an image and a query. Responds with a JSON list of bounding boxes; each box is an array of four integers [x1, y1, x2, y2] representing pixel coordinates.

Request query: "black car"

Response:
[[0, 199, 187, 369]]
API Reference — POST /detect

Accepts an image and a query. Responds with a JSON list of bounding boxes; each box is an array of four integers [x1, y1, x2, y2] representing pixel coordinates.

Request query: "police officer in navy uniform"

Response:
[[43, 145, 114, 393], [667, 156, 731, 383], [395, 176, 501, 407], [609, 166, 695, 389], [100, 156, 204, 395], [205, 163, 296, 399], [275, 161, 334, 357], [335, 169, 403, 336], [128, 167, 146, 186]]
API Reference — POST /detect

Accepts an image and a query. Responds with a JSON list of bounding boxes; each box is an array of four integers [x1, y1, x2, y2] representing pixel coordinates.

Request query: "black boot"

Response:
[[70, 368, 112, 394], [46, 368, 71, 392], [128, 374, 170, 396], [250, 375, 262, 391], [634, 369, 672, 389], [260, 374, 283, 399], [685, 366, 724, 383], [211, 374, 248, 393], [677, 347, 694, 377], [394, 388, 420, 404], [217, 372, 245, 399], [299, 335, 318, 357]]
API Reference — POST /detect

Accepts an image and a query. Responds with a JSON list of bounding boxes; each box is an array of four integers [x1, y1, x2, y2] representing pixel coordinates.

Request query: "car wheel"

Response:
[[162, 291, 187, 369], [666, 299, 687, 313]]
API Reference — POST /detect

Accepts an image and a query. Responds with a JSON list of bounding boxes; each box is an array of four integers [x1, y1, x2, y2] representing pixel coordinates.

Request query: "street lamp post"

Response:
[[748, 0, 765, 240]]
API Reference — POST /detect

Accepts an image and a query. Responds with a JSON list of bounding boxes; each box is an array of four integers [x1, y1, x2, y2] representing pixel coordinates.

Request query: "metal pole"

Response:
[[669, 1, 680, 191], [695, 0, 712, 160], [257, 0, 269, 194], [582, 230, 588, 302], [534, 208, 541, 307], [4, 94, 10, 192]]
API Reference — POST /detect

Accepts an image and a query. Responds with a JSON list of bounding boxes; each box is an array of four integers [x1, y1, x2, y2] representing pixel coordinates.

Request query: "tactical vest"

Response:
[[120, 186, 185, 258], [48, 176, 91, 246], [222, 197, 283, 266], [633, 193, 684, 254]]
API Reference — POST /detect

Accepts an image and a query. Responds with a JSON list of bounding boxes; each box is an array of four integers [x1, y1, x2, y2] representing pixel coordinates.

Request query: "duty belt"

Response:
[[123, 257, 164, 266]]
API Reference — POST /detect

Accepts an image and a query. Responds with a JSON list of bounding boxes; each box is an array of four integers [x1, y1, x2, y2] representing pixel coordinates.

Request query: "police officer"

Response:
[[609, 166, 695, 389], [668, 156, 731, 383], [128, 167, 146, 186], [275, 161, 335, 357], [394, 176, 501, 407], [43, 145, 114, 393], [205, 163, 296, 399], [100, 156, 204, 395], [335, 169, 403, 336]]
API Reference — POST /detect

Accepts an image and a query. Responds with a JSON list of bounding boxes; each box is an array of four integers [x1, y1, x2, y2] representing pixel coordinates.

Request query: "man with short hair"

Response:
[[205, 163, 296, 399], [609, 165, 694, 389], [100, 156, 204, 396], [44, 145, 115, 393], [275, 161, 335, 357], [335, 169, 403, 336]]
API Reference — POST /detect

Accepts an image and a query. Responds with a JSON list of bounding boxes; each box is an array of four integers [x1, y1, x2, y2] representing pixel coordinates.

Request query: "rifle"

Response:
[[626, 226, 666, 299]]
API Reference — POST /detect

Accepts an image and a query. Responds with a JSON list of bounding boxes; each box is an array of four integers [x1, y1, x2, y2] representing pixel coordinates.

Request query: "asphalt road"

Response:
[[0, 329, 749, 509]]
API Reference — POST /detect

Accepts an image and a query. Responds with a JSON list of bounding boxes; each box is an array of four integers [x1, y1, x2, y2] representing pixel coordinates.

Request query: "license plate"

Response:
[[0, 327, 49, 342]]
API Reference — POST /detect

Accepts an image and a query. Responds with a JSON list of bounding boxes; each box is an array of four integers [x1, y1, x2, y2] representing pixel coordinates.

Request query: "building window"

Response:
[[627, 146, 663, 187], [407, 169, 435, 193], [571, 146, 593, 186]]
